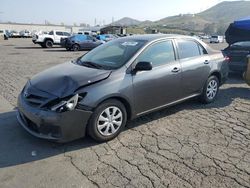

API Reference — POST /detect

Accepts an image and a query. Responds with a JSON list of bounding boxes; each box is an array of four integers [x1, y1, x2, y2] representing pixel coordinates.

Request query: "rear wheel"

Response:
[[87, 100, 127, 142], [200, 76, 219, 104]]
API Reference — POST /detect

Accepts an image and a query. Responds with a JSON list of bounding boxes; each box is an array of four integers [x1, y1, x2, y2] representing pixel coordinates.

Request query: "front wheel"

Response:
[[87, 100, 127, 142], [72, 44, 80, 51], [200, 76, 219, 104], [44, 40, 53, 48]]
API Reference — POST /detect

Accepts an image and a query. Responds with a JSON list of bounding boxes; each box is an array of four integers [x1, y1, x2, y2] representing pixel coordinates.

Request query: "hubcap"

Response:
[[97, 106, 123, 136], [206, 80, 218, 100]]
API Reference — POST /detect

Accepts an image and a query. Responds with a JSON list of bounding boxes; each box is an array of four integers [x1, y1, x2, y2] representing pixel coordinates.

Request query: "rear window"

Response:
[[232, 41, 250, 47], [211, 36, 218, 39], [74, 35, 87, 41], [63, 32, 70, 36]]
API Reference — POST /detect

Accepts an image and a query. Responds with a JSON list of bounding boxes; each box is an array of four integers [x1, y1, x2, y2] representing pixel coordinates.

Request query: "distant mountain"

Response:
[[111, 17, 141, 26], [108, 1, 250, 34], [148, 14, 210, 31], [198, 1, 250, 23], [139, 1, 250, 34]]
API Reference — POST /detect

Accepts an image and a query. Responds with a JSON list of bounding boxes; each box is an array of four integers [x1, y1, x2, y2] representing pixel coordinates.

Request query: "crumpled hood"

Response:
[[30, 62, 111, 98]]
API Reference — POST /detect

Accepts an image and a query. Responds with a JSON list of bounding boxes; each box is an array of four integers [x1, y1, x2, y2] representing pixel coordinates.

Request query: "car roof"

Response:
[[121, 34, 194, 42]]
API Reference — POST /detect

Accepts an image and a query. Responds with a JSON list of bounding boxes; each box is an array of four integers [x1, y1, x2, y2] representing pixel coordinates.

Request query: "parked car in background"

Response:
[[61, 34, 104, 51], [20, 30, 32, 38], [96, 34, 118, 42], [223, 41, 250, 73], [10, 30, 21, 38], [0, 30, 9, 40], [210, 35, 224, 43], [17, 34, 229, 143], [33, 30, 71, 48]]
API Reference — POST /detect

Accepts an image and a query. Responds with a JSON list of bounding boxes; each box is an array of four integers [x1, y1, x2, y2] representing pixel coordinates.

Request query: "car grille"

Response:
[[22, 83, 55, 108], [20, 112, 61, 138], [24, 94, 49, 107]]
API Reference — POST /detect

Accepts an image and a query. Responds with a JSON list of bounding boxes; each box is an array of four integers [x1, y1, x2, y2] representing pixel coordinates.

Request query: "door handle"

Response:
[[172, 67, 180, 73], [204, 60, 209, 64]]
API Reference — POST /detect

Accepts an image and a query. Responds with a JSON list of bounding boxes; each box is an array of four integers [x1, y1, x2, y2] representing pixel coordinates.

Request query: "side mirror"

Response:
[[134, 61, 152, 72]]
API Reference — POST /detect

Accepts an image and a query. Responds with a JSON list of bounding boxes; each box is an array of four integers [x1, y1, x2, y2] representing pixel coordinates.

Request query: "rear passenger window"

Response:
[[178, 40, 202, 59], [56, 32, 63, 36], [137, 41, 176, 67]]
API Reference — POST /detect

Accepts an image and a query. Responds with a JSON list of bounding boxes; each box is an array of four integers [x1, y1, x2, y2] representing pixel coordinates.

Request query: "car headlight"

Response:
[[51, 94, 79, 112]]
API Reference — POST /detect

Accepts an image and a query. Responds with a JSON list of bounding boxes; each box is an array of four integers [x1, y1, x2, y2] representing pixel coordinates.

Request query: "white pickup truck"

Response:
[[32, 30, 71, 48]]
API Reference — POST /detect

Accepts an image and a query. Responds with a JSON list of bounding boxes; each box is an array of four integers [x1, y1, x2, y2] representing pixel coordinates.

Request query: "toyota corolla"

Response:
[[17, 34, 229, 142]]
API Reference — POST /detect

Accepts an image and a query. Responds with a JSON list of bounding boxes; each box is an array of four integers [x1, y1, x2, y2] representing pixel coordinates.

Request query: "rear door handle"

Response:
[[172, 67, 180, 73], [204, 60, 209, 64]]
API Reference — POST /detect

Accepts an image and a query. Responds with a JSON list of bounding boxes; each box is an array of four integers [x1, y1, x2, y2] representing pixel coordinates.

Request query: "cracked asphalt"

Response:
[[0, 39, 249, 188]]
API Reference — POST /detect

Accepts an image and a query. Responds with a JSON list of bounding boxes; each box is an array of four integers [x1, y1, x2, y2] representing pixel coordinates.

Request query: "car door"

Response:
[[132, 40, 183, 115], [84, 35, 95, 49], [55, 31, 63, 43], [175, 39, 211, 96]]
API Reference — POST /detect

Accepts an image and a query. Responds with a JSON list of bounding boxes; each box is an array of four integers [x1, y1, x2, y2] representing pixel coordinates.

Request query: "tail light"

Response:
[[224, 56, 230, 62]]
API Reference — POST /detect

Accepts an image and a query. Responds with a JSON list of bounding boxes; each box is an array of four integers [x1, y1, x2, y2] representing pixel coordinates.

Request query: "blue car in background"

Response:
[[96, 34, 118, 42], [61, 34, 104, 51]]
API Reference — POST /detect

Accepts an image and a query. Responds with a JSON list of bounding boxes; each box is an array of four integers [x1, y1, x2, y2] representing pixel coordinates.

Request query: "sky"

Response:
[[0, 0, 242, 25]]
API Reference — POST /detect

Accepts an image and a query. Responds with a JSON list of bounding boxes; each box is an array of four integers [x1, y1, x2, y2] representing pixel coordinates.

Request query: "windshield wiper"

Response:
[[77, 60, 104, 69]]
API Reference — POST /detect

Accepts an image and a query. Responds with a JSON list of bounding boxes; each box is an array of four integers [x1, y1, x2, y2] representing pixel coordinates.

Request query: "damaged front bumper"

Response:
[[17, 94, 93, 143]]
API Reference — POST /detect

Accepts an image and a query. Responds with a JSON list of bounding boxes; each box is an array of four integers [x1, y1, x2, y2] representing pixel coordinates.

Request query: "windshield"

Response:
[[77, 39, 146, 70]]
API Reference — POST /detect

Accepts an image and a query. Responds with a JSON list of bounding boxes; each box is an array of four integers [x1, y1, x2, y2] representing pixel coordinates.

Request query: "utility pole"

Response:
[[0, 12, 3, 23], [94, 18, 97, 26]]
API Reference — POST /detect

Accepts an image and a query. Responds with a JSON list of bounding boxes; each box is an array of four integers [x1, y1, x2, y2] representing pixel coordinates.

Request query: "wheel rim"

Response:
[[97, 106, 123, 136], [206, 80, 218, 100], [46, 41, 52, 47], [73, 45, 79, 51]]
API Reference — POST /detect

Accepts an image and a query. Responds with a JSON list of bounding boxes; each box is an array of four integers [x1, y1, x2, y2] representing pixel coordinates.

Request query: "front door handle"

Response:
[[172, 67, 180, 73], [204, 60, 209, 64]]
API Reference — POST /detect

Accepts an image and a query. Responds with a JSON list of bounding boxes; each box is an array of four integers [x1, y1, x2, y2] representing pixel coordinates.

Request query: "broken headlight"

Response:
[[51, 94, 79, 112]]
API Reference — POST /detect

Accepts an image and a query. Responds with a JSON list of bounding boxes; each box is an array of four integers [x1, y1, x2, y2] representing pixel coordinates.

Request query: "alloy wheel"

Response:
[[97, 106, 123, 136], [206, 80, 218, 100]]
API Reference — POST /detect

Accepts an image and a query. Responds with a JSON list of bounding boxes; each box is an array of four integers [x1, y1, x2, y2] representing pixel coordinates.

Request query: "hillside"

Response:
[[112, 17, 141, 26], [198, 1, 250, 23], [140, 1, 250, 34], [108, 1, 250, 34]]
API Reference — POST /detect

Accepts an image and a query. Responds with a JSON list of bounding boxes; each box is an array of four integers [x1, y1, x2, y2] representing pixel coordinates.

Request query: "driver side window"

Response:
[[137, 40, 176, 67]]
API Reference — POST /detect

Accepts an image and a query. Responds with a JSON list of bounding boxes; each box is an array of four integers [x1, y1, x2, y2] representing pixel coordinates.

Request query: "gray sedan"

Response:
[[17, 34, 229, 142]]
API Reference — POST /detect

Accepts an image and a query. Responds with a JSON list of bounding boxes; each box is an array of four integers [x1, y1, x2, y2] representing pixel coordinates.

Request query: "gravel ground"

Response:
[[0, 38, 249, 188]]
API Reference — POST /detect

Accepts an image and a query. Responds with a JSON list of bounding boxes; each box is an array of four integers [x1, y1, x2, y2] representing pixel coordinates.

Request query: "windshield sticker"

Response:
[[121, 42, 138, 46]]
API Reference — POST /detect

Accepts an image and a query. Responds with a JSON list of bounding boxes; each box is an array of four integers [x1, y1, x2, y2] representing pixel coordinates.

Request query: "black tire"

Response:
[[87, 99, 127, 142], [44, 40, 53, 48], [72, 44, 80, 51], [200, 76, 219, 104]]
